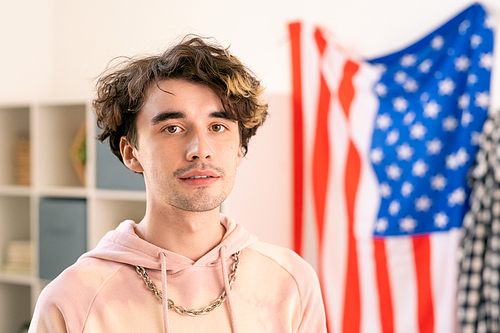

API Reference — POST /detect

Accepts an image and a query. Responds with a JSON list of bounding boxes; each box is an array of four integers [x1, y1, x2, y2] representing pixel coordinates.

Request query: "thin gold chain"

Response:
[[135, 251, 240, 316]]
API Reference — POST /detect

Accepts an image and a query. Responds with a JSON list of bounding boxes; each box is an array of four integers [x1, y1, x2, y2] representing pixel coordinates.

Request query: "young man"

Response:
[[29, 36, 327, 332]]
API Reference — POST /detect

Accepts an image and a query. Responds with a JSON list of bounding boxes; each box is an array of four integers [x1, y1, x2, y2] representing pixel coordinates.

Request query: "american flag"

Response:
[[289, 3, 494, 333]]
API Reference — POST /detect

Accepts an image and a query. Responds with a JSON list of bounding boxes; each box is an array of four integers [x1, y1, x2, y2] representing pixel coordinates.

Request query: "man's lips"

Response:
[[179, 169, 220, 186], [180, 170, 219, 179]]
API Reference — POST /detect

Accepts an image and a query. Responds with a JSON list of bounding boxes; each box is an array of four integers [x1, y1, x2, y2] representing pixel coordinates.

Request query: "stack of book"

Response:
[[3, 240, 32, 275], [15, 139, 30, 186]]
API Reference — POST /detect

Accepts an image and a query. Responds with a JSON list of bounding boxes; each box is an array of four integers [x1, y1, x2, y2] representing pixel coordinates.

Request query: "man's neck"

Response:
[[135, 206, 225, 262]]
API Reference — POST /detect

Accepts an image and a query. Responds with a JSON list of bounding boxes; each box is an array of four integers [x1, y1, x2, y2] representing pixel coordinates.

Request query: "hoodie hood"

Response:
[[80, 214, 258, 274]]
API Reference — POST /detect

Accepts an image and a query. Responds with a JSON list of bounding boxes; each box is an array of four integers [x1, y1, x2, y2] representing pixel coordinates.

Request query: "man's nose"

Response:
[[186, 131, 212, 161]]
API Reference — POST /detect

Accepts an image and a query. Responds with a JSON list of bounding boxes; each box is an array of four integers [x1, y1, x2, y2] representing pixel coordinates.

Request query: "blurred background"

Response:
[[0, 0, 497, 250]]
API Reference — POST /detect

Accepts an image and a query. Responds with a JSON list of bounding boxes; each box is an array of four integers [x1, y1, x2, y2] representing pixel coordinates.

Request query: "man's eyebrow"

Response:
[[150, 111, 185, 125], [210, 111, 231, 120]]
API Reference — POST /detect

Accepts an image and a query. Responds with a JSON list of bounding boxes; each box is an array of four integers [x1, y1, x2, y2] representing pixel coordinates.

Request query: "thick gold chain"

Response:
[[135, 251, 240, 316]]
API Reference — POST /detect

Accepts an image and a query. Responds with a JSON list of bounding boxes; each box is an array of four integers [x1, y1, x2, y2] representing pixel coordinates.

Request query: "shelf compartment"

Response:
[[0, 106, 30, 186], [0, 283, 31, 333], [0, 196, 30, 274], [36, 104, 86, 188]]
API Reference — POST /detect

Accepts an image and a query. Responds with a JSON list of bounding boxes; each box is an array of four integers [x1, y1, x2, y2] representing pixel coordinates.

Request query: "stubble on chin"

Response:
[[169, 188, 227, 212], [172, 172, 238, 212]]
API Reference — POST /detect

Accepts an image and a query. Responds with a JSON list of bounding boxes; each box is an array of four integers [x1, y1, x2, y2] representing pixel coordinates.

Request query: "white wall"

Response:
[[0, 0, 54, 101], [1, 0, 499, 248], [49, 0, 500, 102]]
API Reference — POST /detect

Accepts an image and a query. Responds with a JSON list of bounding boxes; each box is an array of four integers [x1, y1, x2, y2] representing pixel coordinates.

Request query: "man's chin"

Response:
[[171, 196, 226, 213]]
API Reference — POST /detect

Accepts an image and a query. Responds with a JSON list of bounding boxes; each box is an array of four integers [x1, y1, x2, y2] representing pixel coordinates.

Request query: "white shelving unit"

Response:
[[0, 100, 146, 332]]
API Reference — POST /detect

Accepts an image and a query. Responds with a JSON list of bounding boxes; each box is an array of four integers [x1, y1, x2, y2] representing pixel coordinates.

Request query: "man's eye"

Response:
[[211, 124, 226, 132], [165, 125, 179, 133]]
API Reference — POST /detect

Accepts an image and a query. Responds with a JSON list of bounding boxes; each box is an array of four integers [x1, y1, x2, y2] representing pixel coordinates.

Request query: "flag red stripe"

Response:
[[314, 28, 327, 54], [338, 59, 362, 333], [413, 236, 435, 333], [312, 74, 331, 330], [338, 60, 359, 119], [342, 141, 361, 333], [373, 239, 395, 333], [312, 73, 331, 249], [312, 27, 330, 250], [311, 26, 333, 333], [288, 22, 304, 255]]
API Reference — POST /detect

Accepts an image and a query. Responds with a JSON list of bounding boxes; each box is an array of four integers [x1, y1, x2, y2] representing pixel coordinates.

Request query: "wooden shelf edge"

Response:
[[94, 189, 146, 201], [0, 272, 35, 286], [36, 187, 88, 198], [0, 186, 31, 197]]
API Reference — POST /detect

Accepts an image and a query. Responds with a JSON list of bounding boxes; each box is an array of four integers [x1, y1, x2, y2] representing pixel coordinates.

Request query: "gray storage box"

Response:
[[39, 198, 87, 280]]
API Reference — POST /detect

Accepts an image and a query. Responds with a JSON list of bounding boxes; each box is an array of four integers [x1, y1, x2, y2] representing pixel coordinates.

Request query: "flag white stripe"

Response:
[[431, 229, 461, 332], [386, 237, 419, 333], [300, 22, 321, 271], [352, 66, 383, 333], [322, 69, 349, 333]]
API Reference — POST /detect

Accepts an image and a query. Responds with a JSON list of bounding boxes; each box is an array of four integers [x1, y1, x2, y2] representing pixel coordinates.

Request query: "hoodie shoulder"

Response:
[[30, 257, 128, 331], [245, 241, 317, 280], [243, 241, 327, 331]]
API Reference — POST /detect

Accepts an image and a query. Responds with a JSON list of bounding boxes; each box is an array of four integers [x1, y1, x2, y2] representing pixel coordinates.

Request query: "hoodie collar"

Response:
[[79, 214, 258, 274]]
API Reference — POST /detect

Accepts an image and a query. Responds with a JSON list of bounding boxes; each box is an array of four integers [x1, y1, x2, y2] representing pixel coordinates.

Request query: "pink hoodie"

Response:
[[29, 215, 327, 332]]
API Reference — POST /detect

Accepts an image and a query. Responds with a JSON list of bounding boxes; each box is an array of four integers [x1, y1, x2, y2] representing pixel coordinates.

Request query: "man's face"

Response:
[[121, 79, 242, 212]]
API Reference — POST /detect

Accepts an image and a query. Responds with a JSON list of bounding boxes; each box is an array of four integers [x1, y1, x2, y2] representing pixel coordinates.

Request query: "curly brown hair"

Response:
[[93, 35, 269, 163]]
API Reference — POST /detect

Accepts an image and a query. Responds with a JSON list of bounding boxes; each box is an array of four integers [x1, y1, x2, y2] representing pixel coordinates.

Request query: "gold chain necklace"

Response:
[[135, 251, 240, 316]]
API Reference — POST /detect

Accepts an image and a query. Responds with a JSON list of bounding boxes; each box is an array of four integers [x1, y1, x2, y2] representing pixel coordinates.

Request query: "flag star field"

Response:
[[368, 5, 493, 236]]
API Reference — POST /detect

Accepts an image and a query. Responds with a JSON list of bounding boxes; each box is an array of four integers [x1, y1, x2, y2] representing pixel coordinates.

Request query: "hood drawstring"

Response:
[[220, 246, 239, 333], [157, 248, 238, 333], [160, 252, 170, 333]]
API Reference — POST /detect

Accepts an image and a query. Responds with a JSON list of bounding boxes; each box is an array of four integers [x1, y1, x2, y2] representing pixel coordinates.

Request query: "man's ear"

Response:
[[236, 145, 243, 168], [120, 136, 144, 173]]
